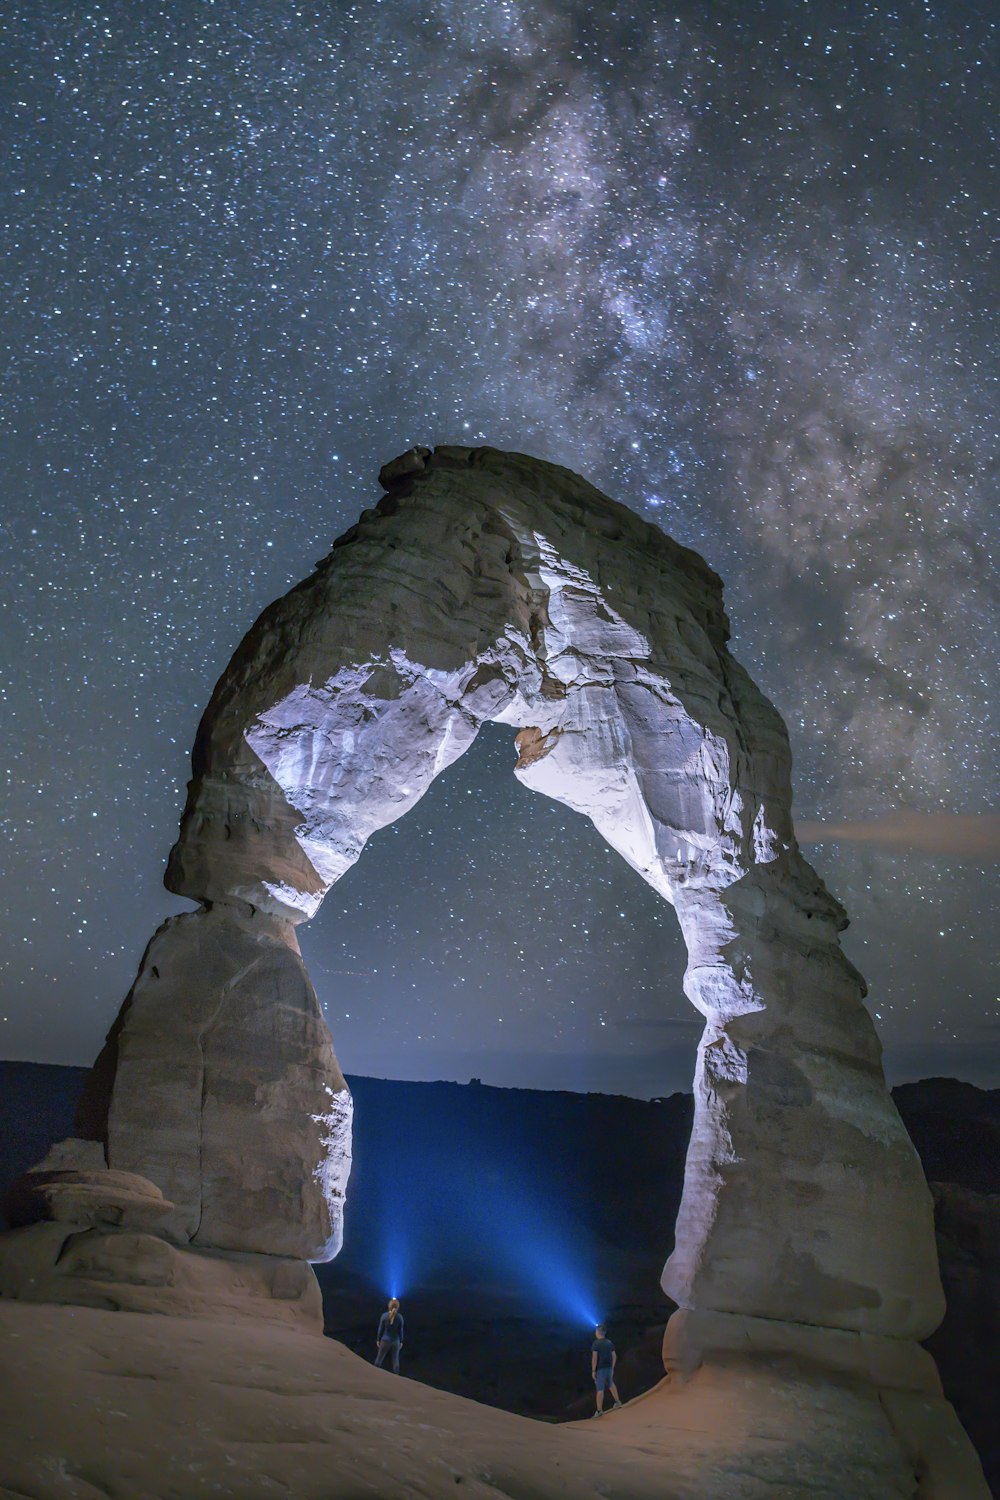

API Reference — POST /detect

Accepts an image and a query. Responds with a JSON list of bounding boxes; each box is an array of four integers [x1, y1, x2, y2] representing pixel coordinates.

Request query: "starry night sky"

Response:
[[2, 1, 997, 1096]]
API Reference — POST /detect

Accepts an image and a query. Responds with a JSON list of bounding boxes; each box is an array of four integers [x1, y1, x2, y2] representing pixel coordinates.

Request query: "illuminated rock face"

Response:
[[86, 905, 352, 1263], [119, 443, 936, 1337]]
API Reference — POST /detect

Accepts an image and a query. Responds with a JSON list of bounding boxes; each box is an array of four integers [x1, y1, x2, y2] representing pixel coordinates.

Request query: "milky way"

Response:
[[2, 0, 997, 1093]]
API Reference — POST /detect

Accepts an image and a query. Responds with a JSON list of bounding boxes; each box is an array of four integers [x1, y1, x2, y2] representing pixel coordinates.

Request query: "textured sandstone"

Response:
[[662, 1306, 944, 1393], [27, 1137, 107, 1174], [69, 444, 983, 1493], [150, 445, 938, 1335], [0, 1299, 989, 1500], [89, 903, 352, 1261], [0, 1223, 322, 1331], [6, 1167, 173, 1233]]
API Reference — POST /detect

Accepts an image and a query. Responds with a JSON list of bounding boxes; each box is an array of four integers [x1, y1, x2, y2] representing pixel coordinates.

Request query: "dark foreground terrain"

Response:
[[3, 1061, 998, 1495]]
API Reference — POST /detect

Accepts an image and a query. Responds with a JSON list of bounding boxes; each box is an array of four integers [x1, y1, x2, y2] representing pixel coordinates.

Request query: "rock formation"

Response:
[[129, 445, 936, 1319], [5, 445, 983, 1496], [87, 904, 353, 1261], [0, 1137, 322, 1330]]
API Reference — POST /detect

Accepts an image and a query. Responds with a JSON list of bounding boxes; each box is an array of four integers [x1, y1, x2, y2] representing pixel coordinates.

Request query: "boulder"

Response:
[[0, 1222, 322, 1332], [6, 1167, 172, 1233]]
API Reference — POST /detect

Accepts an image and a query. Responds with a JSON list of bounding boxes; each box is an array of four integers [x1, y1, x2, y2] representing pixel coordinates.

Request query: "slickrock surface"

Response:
[[3, 1063, 997, 1494], [0, 1300, 988, 1500]]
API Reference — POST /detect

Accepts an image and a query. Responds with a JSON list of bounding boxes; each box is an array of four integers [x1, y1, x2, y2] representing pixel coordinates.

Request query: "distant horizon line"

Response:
[[1, 1055, 996, 1103]]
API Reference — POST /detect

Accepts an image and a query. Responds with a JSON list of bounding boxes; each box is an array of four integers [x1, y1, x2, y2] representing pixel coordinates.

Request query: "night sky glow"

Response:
[[348, 1077, 609, 1323], [370, 1139, 607, 1327], [2, 2, 997, 1095]]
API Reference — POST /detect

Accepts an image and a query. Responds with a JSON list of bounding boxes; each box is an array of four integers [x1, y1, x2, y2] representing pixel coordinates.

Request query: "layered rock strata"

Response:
[[0, 1139, 322, 1330], [84, 903, 352, 1261], [74, 444, 983, 1493]]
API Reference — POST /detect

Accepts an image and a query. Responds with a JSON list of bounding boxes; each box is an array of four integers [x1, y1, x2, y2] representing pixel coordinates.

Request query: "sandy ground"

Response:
[[3, 1298, 975, 1500]]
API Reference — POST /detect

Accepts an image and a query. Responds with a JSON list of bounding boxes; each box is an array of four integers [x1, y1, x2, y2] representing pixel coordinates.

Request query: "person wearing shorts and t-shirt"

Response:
[[590, 1324, 622, 1414]]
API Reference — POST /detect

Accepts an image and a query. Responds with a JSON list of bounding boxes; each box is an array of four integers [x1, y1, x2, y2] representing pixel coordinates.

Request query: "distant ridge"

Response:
[[3, 1059, 999, 1228]]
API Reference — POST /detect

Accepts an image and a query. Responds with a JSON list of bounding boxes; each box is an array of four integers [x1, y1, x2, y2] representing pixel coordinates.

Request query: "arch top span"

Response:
[[166, 443, 795, 926], [100, 445, 943, 1351]]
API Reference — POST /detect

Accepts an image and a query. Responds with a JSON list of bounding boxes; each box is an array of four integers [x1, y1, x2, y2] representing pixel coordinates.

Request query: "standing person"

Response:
[[374, 1297, 404, 1373], [590, 1324, 622, 1415]]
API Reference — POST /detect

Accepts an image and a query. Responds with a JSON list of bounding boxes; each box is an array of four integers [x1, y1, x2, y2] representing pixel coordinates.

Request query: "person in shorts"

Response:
[[590, 1324, 622, 1414]]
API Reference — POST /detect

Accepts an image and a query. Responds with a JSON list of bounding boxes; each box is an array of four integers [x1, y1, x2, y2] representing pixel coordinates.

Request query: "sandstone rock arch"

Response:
[[89, 445, 943, 1351]]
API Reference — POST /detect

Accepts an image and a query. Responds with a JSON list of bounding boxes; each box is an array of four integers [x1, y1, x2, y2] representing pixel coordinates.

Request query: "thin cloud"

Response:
[[797, 811, 1000, 861]]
